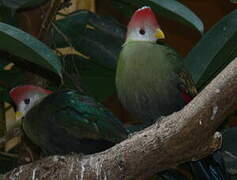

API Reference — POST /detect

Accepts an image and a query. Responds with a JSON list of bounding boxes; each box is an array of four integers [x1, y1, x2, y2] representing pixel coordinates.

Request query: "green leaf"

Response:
[[0, 22, 62, 78], [112, 0, 204, 34], [54, 10, 125, 70], [63, 55, 116, 101], [230, 0, 237, 3], [1, 0, 48, 10], [184, 9, 237, 89]]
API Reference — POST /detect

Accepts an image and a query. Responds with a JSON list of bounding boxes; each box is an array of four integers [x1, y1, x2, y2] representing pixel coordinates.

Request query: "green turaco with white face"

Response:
[[116, 6, 228, 180], [116, 6, 196, 125], [10, 85, 127, 155]]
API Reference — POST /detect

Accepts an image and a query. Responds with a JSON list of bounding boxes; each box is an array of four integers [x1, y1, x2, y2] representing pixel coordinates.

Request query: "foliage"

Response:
[[185, 9, 237, 90], [230, 0, 237, 3], [0, 22, 62, 78], [112, 0, 204, 34], [0, 0, 236, 177], [62, 55, 116, 101], [53, 10, 125, 70], [1, 0, 48, 10]]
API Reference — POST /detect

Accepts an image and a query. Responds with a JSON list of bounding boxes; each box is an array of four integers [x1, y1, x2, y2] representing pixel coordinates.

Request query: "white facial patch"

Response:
[[17, 93, 44, 117], [127, 27, 157, 42]]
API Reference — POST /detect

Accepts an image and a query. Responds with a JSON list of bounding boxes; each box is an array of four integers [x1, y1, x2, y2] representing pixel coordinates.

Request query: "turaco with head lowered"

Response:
[[10, 85, 127, 155], [116, 6, 228, 180]]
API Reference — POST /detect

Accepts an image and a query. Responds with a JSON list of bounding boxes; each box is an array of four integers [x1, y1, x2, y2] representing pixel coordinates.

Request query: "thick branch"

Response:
[[3, 58, 237, 180]]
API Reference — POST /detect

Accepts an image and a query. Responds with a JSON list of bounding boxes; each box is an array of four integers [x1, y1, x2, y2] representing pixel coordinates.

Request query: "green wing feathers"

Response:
[[54, 92, 127, 142], [23, 90, 127, 154]]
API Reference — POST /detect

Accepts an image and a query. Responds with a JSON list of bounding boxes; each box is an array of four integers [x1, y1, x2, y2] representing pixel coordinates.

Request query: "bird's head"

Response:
[[10, 85, 52, 120], [126, 6, 165, 43]]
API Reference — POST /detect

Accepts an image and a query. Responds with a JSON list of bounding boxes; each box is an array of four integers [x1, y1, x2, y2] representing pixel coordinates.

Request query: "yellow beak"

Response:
[[155, 28, 165, 39], [15, 111, 23, 121]]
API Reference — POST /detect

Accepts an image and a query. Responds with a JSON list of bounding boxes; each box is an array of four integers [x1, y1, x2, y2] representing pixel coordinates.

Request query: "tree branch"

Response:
[[3, 58, 237, 180]]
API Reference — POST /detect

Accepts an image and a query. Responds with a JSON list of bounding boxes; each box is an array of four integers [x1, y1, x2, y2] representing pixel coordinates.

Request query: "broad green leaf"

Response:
[[230, 0, 237, 3], [184, 10, 237, 89], [62, 55, 116, 101], [1, 0, 48, 10], [0, 22, 62, 78], [54, 10, 125, 70], [112, 0, 204, 34]]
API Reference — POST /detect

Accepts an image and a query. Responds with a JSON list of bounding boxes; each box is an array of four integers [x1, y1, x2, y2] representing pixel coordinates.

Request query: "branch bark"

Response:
[[3, 58, 237, 180]]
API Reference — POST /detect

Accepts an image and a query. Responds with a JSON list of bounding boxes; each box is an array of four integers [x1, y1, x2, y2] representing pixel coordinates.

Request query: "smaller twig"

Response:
[[0, 128, 23, 150], [51, 23, 72, 46], [56, 12, 68, 17], [38, 0, 62, 40], [51, 22, 87, 93], [0, 151, 18, 158], [25, 145, 35, 162], [4, 137, 21, 152], [0, 136, 6, 149]]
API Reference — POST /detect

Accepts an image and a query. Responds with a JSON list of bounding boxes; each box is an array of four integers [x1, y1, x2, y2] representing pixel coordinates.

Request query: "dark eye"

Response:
[[139, 29, 145, 35], [24, 98, 30, 105]]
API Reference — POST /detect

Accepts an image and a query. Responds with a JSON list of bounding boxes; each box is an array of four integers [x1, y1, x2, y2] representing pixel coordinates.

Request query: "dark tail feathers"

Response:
[[190, 151, 229, 180]]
